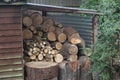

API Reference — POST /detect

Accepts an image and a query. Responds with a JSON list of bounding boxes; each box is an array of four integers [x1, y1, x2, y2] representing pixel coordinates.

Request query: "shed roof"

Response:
[[0, 2, 101, 15]]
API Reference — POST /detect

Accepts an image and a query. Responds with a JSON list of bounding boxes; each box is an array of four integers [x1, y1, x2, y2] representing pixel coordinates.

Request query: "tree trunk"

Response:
[[26, 62, 58, 80], [58, 61, 80, 80]]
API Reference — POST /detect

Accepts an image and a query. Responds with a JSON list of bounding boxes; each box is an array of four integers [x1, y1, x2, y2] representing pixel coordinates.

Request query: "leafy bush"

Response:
[[81, 0, 120, 80]]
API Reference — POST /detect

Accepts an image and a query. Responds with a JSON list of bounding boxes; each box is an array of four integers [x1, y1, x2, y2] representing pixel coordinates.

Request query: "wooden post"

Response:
[[92, 15, 98, 50]]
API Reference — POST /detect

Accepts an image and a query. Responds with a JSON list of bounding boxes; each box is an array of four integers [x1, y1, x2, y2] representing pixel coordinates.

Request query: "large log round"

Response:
[[26, 61, 58, 80]]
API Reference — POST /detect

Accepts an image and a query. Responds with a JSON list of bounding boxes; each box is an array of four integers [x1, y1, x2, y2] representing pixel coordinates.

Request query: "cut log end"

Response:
[[23, 29, 33, 40], [23, 16, 32, 27], [54, 54, 63, 63]]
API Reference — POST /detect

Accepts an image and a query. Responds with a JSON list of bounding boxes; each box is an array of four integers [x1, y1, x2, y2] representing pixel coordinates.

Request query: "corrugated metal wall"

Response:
[[47, 13, 93, 48], [0, 6, 24, 80], [27, 0, 82, 7]]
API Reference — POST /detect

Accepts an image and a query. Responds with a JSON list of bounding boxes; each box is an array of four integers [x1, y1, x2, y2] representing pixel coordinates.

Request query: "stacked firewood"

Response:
[[23, 10, 85, 63]]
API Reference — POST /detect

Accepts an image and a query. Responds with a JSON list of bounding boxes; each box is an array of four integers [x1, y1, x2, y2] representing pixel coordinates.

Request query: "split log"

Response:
[[58, 61, 79, 80], [79, 56, 92, 80], [77, 37, 86, 48], [23, 29, 33, 40], [31, 12, 43, 27], [56, 23, 63, 28], [23, 16, 32, 27], [26, 61, 58, 80], [47, 32, 56, 41]]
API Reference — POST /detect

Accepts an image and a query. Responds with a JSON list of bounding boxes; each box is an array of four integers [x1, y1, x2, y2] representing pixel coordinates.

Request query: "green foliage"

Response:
[[81, 0, 120, 80]]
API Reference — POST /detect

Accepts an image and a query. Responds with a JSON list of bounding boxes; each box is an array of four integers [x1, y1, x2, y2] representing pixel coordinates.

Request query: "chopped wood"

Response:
[[49, 25, 56, 32], [69, 33, 81, 44], [47, 32, 56, 41], [38, 54, 43, 61], [31, 12, 43, 27], [54, 54, 64, 63], [43, 18, 54, 32], [30, 55, 36, 60], [56, 23, 63, 28], [58, 61, 80, 80], [62, 43, 78, 55], [64, 27, 77, 36], [23, 16, 32, 27], [58, 33, 67, 43], [68, 54, 78, 62], [23, 29, 33, 40]]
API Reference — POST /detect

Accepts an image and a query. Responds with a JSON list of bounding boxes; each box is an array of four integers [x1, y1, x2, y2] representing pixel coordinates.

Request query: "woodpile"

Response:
[[22, 10, 87, 63], [23, 10, 92, 80]]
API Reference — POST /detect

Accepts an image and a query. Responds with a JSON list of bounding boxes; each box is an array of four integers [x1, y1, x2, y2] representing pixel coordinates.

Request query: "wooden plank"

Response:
[[0, 52, 22, 59], [0, 70, 23, 78], [0, 6, 21, 13], [0, 58, 22, 66], [0, 47, 22, 53], [0, 42, 22, 49], [0, 76, 23, 80], [0, 13, 21, 18], [0, 36, 22, 43], [0, 30, 22, 36], [0, 17, 21, 24], [0, 24, 21, 30], [0, 64, 23, 72]]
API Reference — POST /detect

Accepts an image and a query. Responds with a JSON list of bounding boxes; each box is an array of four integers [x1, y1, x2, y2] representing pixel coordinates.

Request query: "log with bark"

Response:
[[26, 61, 58, 80], [58, 60, 80, 80]]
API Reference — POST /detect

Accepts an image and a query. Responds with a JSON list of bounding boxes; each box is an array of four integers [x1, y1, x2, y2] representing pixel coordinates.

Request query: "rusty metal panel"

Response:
[[0, 6, 24, 80], [48, 13, 93, 48]]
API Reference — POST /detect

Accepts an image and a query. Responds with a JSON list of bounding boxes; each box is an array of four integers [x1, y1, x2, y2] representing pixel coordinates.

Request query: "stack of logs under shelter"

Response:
[[23, 10, 91, 80]]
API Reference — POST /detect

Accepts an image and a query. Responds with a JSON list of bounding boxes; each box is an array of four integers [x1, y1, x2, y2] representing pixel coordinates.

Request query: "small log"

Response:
[[47, 32, 56, 41], [54, 53, 64, 63], [38, 53, 43, 61], [30, 55, 36, 60], [56, 23, 63, 28], [68, 54, 78, 62], [23, 16, 32, 27], [26, 61, 58, 80], [62, 43, 78, 55], [49, 25, 56, 32], [37, 31, 43, 37], [64, 27, 77, 37], [31, 12, 43, 27], [43, 18, 54, 32], [69, 33, 81, 44], [51, 42, 62, 50], [29, 25, 36, 32], [58, 33, 67, 43], [23, 29, 33, 40], [77, 37, 85, 48]]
